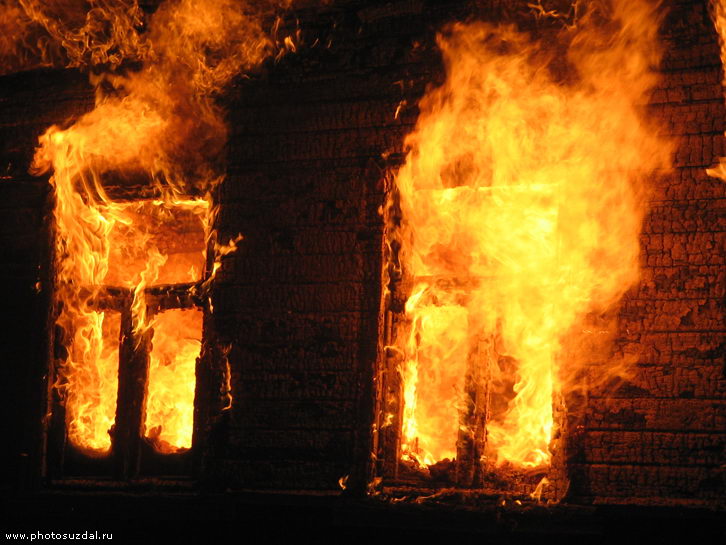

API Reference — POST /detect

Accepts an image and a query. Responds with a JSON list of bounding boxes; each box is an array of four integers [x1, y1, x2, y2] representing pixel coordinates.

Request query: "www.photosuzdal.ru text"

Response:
[[5, 531, 112, 541]]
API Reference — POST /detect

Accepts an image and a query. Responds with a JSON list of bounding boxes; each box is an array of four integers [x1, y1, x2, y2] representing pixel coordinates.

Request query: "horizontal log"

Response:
[[227, 60, 430, 105], [221, 310, 362, 344], [226, 429, 354, 462], [636, 264, 725, 300], [223, 164, 373, 202], [223, 172, 372, 207], [212, 282, 379, 313], [0, 87, 92, 129], [653, 167, 726, 201], [587, 362, 726, 400], [228, 428, 353, 452], [223, 341, 362, 373], [571, 464, 724, 500], [586, 398, 726, 431], [673, 134, 725, 167], [231, 252, 381, 284], [214, 227, 376, 258], [229, 399, 356, 430], [607, 331, 726, 399], [230, 98, 414, 134], [644, 198, 726, 235], [650, 82, 723, 107], [231, 371, 358, 400], [661, 1, 717, 43], [217, 198, 383, 230], [657, 65, 720, 88], [582, 431, 725, 466], [630, 331, 726, 364], [648, 102, 725, 135], [661, 34, 721, 72], [640, 232, 725, 267], [0, 208, 41, 236], [217, 326, 377, 372], [0, 263, 40, 281], [207, 458, 348, 490], [620, 297, 724, 332], [228, 125, 410, 164], [0, 234, 43, 265], [0, 180, 48, 208]]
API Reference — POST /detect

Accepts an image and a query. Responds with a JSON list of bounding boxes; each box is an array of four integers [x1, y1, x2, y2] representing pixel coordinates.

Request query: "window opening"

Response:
[[47, 191, 211, 480]]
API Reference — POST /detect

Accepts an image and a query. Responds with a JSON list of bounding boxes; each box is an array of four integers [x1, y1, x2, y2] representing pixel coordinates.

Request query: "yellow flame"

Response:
[[144, 308, 203, 453], [29, 0, 289, 455], [395, 0, 672, 469], [707, 0, 726, 181]]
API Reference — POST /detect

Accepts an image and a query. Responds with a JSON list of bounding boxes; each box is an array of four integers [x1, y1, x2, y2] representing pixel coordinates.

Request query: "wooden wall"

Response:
[[571, 0, 725, 505], [0, 0, 722, 507]]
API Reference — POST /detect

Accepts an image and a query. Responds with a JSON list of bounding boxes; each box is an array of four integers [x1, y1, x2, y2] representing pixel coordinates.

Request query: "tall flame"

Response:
[[395, 0, 672, 469], [707, 0, 726, 181], [27, 0, 289, 455]]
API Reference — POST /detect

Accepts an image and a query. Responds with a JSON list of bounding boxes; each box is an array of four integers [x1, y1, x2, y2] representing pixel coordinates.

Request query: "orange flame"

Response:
[[28, 0, 289, 455], [707, 0, 726, 181], [145, 308, 204, 453], [395, 0, 672, 469]]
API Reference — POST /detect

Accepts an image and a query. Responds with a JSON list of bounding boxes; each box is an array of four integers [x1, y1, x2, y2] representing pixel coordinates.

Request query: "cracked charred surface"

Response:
[[0, 0, 723, 506]]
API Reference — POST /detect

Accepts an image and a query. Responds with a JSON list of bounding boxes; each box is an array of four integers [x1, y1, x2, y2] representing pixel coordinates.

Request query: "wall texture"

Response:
[[573, 0, 725, 506], [0, 69, 94, 493], [0, 0, 723, 507]]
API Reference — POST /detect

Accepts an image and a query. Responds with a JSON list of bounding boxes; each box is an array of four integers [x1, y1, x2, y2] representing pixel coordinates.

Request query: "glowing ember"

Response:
[[394, 0, 672, 469]]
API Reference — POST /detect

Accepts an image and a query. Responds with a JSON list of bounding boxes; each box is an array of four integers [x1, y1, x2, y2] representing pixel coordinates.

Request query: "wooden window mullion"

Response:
[[455, 334, 492, 486], [113, 293, 151, 480]]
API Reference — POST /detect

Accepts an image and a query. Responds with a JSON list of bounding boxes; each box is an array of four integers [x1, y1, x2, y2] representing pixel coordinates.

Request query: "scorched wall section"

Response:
[[207, 0, 461, 490], [0, 69, 94, 492], [208, 0, 725, 502], [570, 0, 725, 506], [0, 0, 722, 507]]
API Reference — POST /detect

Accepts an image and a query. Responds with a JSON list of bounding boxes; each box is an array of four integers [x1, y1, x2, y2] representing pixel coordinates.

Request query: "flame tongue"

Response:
[[396, 0, 672, 469], [29, 0, 291, 456], [48, 189, 211, 455], [145, 307, 204, 453], [707, 0, 726, 181]]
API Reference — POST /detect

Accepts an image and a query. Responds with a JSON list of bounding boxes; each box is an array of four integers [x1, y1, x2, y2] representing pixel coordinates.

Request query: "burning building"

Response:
[[1, 0, 724, 538]]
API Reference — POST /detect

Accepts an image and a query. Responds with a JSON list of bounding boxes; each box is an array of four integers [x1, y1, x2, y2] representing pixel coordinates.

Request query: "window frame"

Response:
[[44, 192, 213, 482]]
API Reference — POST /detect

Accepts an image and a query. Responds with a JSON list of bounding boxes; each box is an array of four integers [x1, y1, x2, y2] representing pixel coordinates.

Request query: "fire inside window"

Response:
[[376, 3, 670, 497], [48, 195, 210, 479]]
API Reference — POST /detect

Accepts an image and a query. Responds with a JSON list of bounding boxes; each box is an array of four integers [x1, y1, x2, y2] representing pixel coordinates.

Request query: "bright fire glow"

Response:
[[707, 0, 726, 181], [28, 0, 280, 456], [145, 308, 204, 453], [395, 0, 672, 468], [36, 148, 211, 455]]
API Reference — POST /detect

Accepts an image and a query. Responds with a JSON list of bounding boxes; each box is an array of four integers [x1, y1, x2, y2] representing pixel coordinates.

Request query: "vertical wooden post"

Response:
[[113, 296, 151, 481], [455, 331, 492, 487], [379, 313, 405, 483]]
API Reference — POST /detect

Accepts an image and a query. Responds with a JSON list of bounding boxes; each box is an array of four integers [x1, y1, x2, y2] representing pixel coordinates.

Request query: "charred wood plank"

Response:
[[113, 301, 151, 481]]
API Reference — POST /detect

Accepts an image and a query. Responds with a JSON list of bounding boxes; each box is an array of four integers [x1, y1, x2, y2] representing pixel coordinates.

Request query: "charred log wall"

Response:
[[206, 0, 463, 490], [0, 0, 723, 507], [209, 0, 725, 502], [0, 69, 94, 493], [570, 0, 726, 506]]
